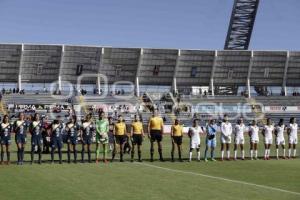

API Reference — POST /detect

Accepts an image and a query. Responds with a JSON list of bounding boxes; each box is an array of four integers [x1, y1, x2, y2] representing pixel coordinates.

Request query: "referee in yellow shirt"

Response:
[[148, 109, 164, 162], [130, 114, 144, 162], [171, 119, 183, 162], [112, 115, 127, 162]]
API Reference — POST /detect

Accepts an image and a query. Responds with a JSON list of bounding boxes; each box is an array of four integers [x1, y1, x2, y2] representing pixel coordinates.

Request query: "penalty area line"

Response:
[[136, 162, 300, 196]]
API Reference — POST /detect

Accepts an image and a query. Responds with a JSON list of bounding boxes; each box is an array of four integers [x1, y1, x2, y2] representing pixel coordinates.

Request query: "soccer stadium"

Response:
[[0, 0, 299, 200]]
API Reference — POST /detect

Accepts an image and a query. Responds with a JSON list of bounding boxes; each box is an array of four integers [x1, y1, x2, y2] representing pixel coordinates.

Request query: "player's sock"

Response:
[[267, 149, 270, 158], [264, 149, 267, 159], [197, 151, 201, 161], [103, 146, 107, 160], [51, 149, 54, 162], [288, 149, 291, 157], [204, 147, 208, 159], [21, 148, 24, 162], [158, 148, 163, 161], [31, 150, 34, 163], [38, 151, 42, 163], [227, 150, 230, 159], [276, 149, 279, 158], [255, 150, 258, 159], [0, 151, 3, 162], [67, 150, 71, 162], [131, 150, 135, 160], [16, 149, 20, 163], [189, 152, 192, 161], [241, 150, 245, 159], [150, 148, 154, 161], [138, 150, 142, 161], [283, 149, 286, 157], [74, 150, 77, 162], [81, 150, 85, 162], [179, 150, 182, 161], [171, 152, 174, 161], [250, 150, 253, 159], [96, 149, 100, 160], [88, 150, 91, 162], [7, 151, 10, 162], [58, 149, 62, 163], [234, 150, 237, 159], [293, 149, 297, 157], [211, 149, 214, 159], [221, 150, 224, 160]]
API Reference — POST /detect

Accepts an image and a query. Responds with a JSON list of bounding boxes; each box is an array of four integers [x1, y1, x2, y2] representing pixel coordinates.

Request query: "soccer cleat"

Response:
[[138, 159, 143, 162], [95, 159, 99, 164], [204, 158, 208, 162], [103, 159, 108, 164], [211, 158, 216, 162]]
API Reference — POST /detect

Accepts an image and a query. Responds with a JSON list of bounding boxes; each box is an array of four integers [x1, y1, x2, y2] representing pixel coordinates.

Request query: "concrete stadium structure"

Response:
[[1, 44, 300, 97]]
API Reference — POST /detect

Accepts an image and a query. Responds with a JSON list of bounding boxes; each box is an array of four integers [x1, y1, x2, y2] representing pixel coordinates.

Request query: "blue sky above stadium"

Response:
[[0, 0, 299, 50]]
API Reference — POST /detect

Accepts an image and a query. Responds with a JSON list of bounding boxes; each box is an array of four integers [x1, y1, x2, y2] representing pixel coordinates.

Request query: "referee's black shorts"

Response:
[[150, 130, 162, 142], [132, 134, 143, 145], [172, 136, 183, 145]]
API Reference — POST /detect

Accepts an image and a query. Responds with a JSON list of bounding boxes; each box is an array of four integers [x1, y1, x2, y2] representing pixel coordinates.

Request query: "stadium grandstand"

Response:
[[0, 43, 300, 127]]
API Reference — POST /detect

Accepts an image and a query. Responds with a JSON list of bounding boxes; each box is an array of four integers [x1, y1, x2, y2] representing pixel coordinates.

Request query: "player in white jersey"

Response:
[[220, 115, 232, 161], [188, 119, 204, 162], [262, 118, 274, 160], [274, 119, 286, 159], [287, 117, 298, 158], [248, 120, 259, 160], [233, 118, 246, 160]]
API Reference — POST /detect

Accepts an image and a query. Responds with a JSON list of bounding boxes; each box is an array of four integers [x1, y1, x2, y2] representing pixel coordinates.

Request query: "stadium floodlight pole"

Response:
[[58, 45, 65, 92], [18, 44, 25, 91], [210, 50, 218, 96], [172, 49, 181, 94], [282, 51, 290, 96], [247, 50, 254, 98], [135, 48, 143, 97]]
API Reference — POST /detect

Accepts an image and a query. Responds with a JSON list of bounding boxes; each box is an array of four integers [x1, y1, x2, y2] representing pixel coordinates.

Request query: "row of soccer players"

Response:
[[182, 115, 298, 162], [0, 111, 298, 164]]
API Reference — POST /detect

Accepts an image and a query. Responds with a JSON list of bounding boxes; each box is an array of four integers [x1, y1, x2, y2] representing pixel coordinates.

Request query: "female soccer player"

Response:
[[248, 120, 259, 160], [171, 119, 183, 162], [14, 112, 28, 165], [188, 119, 203, 162], [108, 117, 115, 152], [234, 118, 246, 160], [275, 119, 286, 159], [148, 110, 164, 162], [65, 115, 80, 163], [51, 116, 64, 164], [112, 115, 127, 162], [220, 114, 232, 161], [262, 118, 274, 160], [81, 113, 94, 163], [95, 111, 109, 163], [287, 117, 298, 158], [29, 113, 43, 164], [130, 114, 144, 162], [0, 115, 12, 164], [204, 119, 218, 162]]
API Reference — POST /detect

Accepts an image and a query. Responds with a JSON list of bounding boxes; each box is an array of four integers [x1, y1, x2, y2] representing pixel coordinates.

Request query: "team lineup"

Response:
[[0, 110, 298, 165]]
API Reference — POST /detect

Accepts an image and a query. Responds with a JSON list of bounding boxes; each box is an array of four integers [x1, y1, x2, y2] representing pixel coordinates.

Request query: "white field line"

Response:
[[137, 162, 300, 196]]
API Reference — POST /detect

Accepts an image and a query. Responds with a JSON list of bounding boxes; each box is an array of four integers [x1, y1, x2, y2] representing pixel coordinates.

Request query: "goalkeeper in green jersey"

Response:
[[95, 111, 109, 163]]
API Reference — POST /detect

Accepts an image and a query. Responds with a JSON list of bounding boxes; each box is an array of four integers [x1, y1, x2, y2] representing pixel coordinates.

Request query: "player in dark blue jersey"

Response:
[[81, 113, 95, 163], [50, 116, 64, 164], [0, 115, 12, 164], [14, 112, 29, 165], [29, 113, 43, 164], [65, 115, 80, 163]]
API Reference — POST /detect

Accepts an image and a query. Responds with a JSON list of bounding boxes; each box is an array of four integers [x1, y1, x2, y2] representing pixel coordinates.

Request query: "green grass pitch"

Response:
[[0, 135, 299, 200]]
